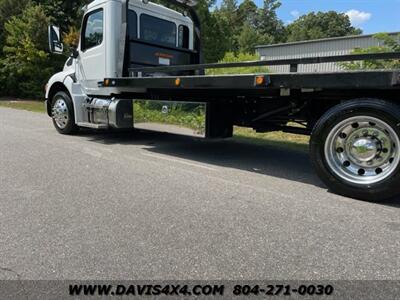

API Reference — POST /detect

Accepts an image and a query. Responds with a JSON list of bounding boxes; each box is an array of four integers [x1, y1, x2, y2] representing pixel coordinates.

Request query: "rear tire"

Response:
[[310, 99, 400, 201], [51, 91, 79, 135]]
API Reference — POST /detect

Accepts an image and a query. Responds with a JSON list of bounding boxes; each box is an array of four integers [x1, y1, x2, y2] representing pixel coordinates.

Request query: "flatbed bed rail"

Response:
[[129, 52, 400, 75], [94, 52, 400, 98]]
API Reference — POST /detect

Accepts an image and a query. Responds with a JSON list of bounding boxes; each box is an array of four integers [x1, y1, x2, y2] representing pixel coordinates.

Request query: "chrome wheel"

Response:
[[325, 116, 400, 185], [52, 98, 69, 129]]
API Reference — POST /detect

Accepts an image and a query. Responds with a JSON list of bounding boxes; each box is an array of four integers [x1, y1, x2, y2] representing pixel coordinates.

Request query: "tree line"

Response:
[[0, 0, 395, 99]]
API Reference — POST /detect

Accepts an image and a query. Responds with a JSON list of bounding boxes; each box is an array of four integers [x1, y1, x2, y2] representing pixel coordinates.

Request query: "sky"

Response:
[[225, 0, 400, 34]]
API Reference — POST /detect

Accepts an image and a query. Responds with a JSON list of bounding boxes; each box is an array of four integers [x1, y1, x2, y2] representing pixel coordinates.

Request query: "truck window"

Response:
[[178, 25, 189, 49], [128, 10, 137, 39], [82, 9, 104, 51], [140, 14, 176, 47]]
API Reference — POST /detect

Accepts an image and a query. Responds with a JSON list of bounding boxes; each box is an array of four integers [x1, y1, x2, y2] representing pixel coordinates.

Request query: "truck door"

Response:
[[78, 8, 106, 81]]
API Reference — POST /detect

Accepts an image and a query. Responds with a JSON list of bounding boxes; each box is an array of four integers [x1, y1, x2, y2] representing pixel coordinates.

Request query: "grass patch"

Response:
[[234, 127, 309, 151], [0, 100, 45, 113], [134, 102, 206, 135], [0, 99, 310, 150]]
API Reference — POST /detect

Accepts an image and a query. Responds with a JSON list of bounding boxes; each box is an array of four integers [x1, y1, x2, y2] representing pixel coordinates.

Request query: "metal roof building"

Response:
[[255, 32, 400, 73]]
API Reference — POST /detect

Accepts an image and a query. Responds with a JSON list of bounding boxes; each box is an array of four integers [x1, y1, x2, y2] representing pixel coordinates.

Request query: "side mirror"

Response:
[[71, 47, 79, 59], [48, 25, 64, 54]]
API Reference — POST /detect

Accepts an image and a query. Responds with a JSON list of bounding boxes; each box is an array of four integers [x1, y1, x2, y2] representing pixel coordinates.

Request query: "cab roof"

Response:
[[87, 0, 192, 23]]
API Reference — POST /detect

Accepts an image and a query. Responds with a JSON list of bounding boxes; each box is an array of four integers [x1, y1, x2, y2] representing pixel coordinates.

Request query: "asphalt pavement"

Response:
[[0, 107, 399, 280]]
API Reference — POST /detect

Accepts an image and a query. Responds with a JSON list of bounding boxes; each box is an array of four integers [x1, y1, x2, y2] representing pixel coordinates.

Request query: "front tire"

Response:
[[310, 99, 400, 201], [51, 91, 79, 135]]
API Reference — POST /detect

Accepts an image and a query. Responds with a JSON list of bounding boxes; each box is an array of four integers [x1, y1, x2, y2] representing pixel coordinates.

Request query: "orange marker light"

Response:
[[175, 78, 181, 86], [104, 79, 110, 86], [255, 75, 265, 86]]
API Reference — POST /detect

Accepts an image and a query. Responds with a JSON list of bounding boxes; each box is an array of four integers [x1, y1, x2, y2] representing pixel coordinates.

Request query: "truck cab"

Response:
[[45, 0, 198, 125], [77, 0, 195, 81]]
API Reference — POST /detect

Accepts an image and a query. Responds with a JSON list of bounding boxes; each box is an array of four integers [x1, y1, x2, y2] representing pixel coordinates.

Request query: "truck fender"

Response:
[[45, 72, 76, 117]]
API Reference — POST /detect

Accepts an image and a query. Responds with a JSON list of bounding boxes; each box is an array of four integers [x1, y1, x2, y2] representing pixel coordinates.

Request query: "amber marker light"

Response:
[[255, 75, 266, 86], [104, 79, 110, 86], [175, 78, 181, 86]]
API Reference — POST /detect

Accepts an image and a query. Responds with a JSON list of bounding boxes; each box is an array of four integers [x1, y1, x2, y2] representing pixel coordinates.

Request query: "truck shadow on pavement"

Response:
[[80, 129, 400, 206]]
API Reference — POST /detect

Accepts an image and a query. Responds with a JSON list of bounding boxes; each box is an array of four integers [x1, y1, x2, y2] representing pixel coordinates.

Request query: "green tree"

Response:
[[32, 0, 91, 32], [342, 33, 400, 70], [193, 0, 232, 62], [0, 0, 30, 53], [238, 23, 273, 53], [237, 0, 257, 27], [0, 4, 64, 98], [207, 52, 268, 75], [236, 0, 275, 53], [214, 0, 277, 55], [214, 0, 239, 52], [203, 13, 231, 62], [256, 0, 286, 43], [286, 11, 362, 42]]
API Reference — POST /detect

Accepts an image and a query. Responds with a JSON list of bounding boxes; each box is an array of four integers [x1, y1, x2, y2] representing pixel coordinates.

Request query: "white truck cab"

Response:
[[77, 0, 194, 81], [45, 0, 196, 131]]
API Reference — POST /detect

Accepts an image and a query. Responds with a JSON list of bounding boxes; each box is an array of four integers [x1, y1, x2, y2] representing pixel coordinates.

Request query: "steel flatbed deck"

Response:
[[99, 70, 399, 92]]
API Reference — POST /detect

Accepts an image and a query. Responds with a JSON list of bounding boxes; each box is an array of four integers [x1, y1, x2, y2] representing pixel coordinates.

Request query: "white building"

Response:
[[255, 32, 400, 73]]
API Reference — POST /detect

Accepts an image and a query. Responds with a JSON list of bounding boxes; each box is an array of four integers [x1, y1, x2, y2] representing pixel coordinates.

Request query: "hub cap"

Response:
[[325, 116, 400, 185], [52, 98, 69, 129], [350, 138, 377, 162]]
